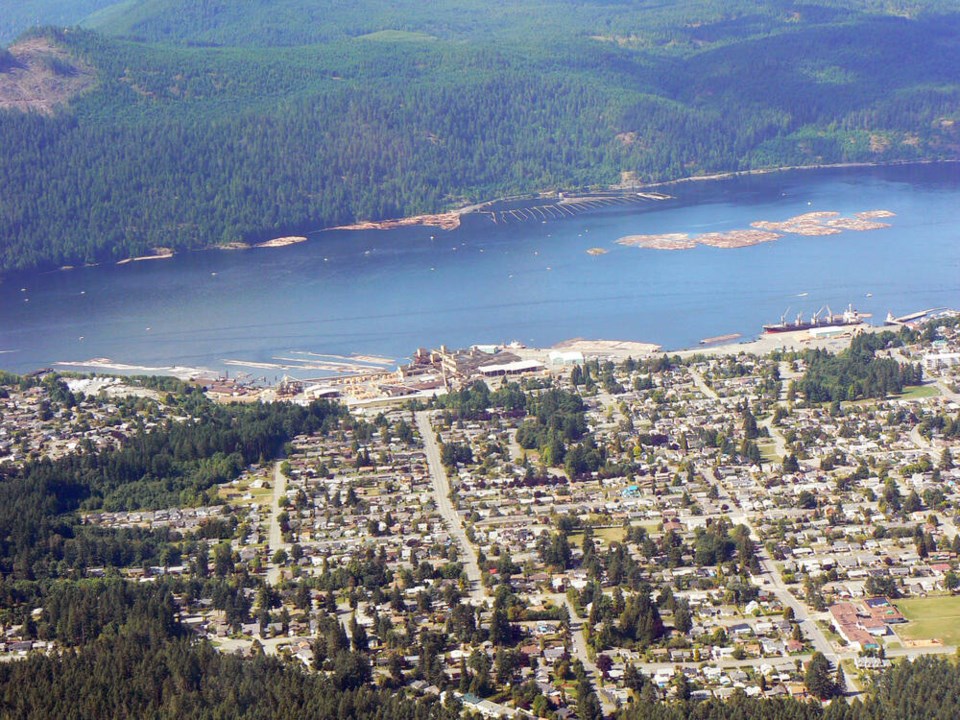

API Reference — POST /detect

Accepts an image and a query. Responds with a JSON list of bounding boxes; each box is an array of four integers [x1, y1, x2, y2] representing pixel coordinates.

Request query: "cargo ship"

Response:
[[763, 305, 868, 334]]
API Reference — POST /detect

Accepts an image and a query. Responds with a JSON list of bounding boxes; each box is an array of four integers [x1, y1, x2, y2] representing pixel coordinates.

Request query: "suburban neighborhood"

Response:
[[1, 315, 958, 718]]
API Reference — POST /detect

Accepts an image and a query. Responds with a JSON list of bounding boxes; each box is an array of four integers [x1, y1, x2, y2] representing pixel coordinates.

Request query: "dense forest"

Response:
[[0, 0, 116, 44], [797, 331, 923, 402], [4, 603, 960, 720], [0, 589, 460, 720], [0, 0, 959, 273], [615, 655, 960, 719]]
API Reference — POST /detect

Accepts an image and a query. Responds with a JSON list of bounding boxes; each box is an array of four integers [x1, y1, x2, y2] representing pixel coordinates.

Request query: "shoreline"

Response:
[[116, 247, 174, 265], [318, 158, 957, 237], [41, 322, 899, 383], [635, 158, 959, 193], [213, 236, 309, 251], [5, 158, 956, 279], [330, 211, 464, 232]]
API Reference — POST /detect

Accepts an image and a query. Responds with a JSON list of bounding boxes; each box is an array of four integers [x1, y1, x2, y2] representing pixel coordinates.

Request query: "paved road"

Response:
[[508, 429, 525, 463], [416, 411, 484, 605], [745, 531, 865, 695], [909, 424, 931, 451], [759, 416, 789, 462], [728, 513, 851, 692], [886, 644, 957, 659], [266, 460, 290, 586], [552, 593, 617, 716], [939, 517, 960, 541], [632, 654, 814, 674], [935, 378, 960, 403], [758, 361, 796, 462], [688, 368, 718, 400]]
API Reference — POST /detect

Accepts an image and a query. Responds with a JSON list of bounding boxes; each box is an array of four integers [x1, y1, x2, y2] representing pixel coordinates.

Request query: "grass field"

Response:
[[569, 526, 627, 546], [218, 475, 272, 506], [758, 439, 780, 463], [895, 384, 940, 400], [895, 596, 960, 645]]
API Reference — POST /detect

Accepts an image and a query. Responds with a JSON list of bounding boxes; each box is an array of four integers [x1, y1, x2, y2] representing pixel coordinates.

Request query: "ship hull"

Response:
[[762, 320, 862, 334]]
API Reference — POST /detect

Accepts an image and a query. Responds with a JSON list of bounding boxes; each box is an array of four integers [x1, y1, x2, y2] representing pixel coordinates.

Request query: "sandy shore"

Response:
[[211, 237, 308, 250], [526, 324, 896, 365], [329, 160, 950, 239], [116, 247, 174, 264], [255, 236, 307, 248], [54, 358, 207, 379], [332, 211, 463, 232], [44, 322, 902, 386], [96, 160, 950, 268], [168, 161, 948, 260]]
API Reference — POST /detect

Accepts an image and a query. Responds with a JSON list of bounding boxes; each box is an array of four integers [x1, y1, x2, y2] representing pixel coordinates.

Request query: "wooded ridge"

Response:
[[0, 1, 958, 274]]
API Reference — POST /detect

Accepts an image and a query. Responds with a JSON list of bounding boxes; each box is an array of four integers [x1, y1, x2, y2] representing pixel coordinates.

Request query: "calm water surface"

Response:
[[2, 164, 959, 378]]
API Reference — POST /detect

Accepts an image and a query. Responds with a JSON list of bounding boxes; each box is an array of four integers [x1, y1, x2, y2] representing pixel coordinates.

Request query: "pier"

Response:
[[886, 308, 946, 325], [484, 190, 673, 225]]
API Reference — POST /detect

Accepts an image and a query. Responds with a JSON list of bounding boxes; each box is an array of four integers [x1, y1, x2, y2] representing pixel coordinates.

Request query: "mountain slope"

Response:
[[0, 36, 96, 114], [0, 1, 958, 274], [0, 0, 119, 45]]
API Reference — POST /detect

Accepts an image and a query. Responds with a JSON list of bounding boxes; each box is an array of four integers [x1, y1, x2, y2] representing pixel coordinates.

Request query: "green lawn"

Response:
[[758, 440, 780, 463], [569, 526, 626, 546], [895, 596, 960, 645], [218, 476, 272, 506], [896, 384, 940, 399]]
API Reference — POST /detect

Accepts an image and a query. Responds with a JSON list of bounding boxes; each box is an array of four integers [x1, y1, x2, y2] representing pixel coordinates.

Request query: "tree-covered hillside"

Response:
[[0, 0, 117, 44], [76, 0, 960, 49], [0, 0, 958, 274]]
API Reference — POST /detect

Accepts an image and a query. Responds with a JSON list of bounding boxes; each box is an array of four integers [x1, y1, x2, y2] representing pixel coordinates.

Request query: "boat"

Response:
[[763, 304, 867, 334]]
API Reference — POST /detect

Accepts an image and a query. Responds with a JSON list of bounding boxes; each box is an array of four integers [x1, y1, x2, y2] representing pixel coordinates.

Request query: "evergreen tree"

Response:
[[805, 651, 837, 700]]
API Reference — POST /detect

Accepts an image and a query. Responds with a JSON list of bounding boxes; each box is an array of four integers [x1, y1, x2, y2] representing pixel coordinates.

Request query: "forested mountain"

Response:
[[0, 0, 117, 44], [0, 0, 958, 274]]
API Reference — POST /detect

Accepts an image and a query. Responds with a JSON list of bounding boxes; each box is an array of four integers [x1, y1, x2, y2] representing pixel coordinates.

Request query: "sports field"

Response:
[[895, 596, 960, 645]]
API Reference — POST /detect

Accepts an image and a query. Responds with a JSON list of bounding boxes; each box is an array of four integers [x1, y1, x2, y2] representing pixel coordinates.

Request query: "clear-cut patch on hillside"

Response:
[[0, 36, 96, 115]]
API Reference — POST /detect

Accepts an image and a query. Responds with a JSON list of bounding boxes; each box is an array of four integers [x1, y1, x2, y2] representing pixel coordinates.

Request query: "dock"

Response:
[[700, 333, 742, 346], [484, 190, 674, 225], [886, 308, 945, 325]]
